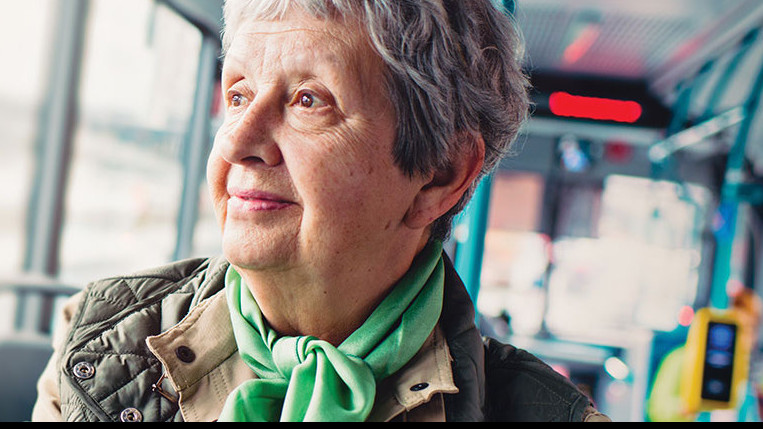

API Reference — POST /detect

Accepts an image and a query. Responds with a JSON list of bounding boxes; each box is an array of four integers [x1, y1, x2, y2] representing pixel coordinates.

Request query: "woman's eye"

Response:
[[296, 91, 327, 109], [229, 93, 248, 108], [300, 93, 315, 108]]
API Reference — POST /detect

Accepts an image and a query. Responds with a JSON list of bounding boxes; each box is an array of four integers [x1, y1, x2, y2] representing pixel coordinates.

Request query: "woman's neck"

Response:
[[239, 271, 388, 346], [235, 238, 428, 346]]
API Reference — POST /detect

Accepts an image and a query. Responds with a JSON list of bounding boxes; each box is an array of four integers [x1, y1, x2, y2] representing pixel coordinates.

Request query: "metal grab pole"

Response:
[[710, 43, 763, 310]]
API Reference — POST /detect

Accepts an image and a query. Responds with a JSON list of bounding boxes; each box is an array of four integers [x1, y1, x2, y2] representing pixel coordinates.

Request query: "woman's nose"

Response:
[[215, 91, 284, 167]]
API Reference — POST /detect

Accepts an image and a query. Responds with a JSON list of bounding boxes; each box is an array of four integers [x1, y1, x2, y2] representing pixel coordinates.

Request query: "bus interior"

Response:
[[2, 0, 763, 422]]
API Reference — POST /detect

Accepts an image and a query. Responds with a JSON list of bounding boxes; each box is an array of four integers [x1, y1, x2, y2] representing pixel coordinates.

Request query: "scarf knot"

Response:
[[270, 336, 373, 382], [271, 336, 311, 375]]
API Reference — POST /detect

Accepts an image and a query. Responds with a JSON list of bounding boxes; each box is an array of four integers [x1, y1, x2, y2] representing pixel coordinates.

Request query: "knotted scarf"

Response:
[[219, 242, 445, 422]]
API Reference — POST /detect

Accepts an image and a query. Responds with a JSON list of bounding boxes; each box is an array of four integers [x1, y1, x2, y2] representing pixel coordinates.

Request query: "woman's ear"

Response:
[[403, 134, 485, 230]]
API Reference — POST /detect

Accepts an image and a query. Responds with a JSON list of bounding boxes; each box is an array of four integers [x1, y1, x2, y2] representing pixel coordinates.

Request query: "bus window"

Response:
[[0, 0, 56, 276], [193, 179, 223, 257], [546, 175, 711, 337], [58, 0, 202, 283], [192, 87, 224, 258]]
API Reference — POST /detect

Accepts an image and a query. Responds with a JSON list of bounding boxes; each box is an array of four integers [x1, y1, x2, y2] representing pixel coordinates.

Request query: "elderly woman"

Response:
[[33, 0, 608, 422]]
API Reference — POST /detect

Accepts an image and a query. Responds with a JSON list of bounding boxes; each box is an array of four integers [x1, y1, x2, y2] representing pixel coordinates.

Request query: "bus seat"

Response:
[[0, 335, 54, 421], [0, 279, 79, 421]]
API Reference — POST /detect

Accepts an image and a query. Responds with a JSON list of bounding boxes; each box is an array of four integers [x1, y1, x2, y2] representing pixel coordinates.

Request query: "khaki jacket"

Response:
[[32, 256, 609, 422]]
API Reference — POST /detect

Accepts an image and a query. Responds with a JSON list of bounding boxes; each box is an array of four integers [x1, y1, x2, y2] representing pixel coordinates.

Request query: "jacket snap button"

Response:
[[175, 346, 196, 363], [120, 407, 143, 422], [410, 382, 429, 392], [73, 361, 95, 379]]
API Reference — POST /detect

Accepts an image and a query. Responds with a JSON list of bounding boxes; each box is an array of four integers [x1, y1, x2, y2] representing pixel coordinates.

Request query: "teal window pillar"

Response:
[[710, 36, 763, 310], [453, 174, 494, 316]]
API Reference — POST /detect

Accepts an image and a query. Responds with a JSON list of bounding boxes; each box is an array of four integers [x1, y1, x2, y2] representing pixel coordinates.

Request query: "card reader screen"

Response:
[[700, 322, 737, 402]]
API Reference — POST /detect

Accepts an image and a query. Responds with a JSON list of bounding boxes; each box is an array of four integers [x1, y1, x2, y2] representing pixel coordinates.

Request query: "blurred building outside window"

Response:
[[0, 0, 57, 335], [59, 0, 202, 284], [0, 0, 56, 277], [192, 84, 224, 258]]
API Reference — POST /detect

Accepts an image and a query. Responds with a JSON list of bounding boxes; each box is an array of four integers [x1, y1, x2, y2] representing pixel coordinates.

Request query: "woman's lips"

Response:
[[227, 189, 293, 212]]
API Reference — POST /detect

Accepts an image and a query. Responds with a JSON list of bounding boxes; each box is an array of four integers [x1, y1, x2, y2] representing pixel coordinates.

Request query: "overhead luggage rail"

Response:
[[649, 28, 761, 167], [648, 106, 746, 164]]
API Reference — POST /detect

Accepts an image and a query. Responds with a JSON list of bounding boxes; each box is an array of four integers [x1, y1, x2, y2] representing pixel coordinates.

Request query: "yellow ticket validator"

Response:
[[680, 307, 750, 414]]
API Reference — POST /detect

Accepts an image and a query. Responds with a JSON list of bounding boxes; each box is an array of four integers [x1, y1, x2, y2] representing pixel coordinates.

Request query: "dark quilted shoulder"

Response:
[[483, 337, 593, 422]]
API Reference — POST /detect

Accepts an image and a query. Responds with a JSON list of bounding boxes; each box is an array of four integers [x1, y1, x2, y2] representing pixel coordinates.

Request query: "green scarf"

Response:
[[219, 242, 445, 422]]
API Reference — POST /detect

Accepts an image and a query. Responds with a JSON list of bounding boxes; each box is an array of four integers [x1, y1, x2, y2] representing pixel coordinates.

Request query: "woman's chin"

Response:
[[221, 228, 296, 272]]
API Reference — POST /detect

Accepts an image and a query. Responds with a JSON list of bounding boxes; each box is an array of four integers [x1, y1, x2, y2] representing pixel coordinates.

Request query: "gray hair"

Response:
[[222, 0, 530, 242]]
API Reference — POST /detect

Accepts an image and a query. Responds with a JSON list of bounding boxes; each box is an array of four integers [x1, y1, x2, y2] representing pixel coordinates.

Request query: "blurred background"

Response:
[[2, 0, 763, 422]]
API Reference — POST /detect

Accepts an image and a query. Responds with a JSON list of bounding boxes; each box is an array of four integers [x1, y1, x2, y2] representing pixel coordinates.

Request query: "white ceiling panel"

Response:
[[514, 0, 763, 94]]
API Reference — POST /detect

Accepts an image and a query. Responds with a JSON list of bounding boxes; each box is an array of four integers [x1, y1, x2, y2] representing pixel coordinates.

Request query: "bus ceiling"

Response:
[[515, 0, 763, 178]]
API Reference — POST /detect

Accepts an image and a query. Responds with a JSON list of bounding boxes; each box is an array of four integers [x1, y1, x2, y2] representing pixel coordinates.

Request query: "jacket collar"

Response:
[[146, 287, 458, 422], [436, 255, 487, 421]]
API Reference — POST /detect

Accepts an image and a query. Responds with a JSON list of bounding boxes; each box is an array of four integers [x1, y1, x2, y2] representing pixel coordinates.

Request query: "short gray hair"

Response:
[[222, 0, 530, 242]]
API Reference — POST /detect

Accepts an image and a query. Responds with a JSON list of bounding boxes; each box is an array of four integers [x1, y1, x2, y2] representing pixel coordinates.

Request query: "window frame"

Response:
[[23, 0, 223, 278]]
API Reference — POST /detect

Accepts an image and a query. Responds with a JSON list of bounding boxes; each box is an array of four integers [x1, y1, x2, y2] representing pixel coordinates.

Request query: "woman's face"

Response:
[[208, 9, 430, 285]]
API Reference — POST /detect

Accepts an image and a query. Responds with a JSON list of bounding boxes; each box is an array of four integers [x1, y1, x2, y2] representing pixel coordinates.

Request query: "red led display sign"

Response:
[[549, 91, 643, 124]]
